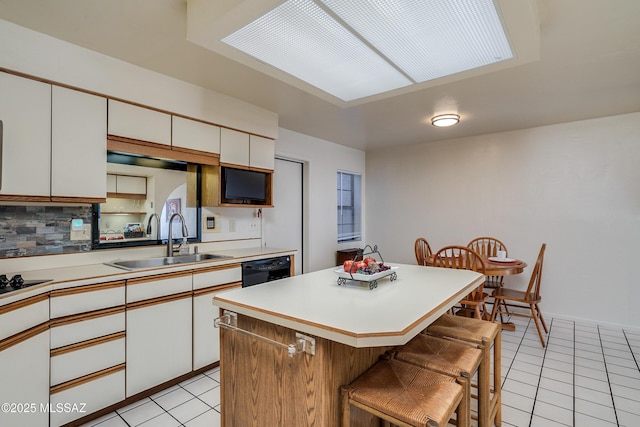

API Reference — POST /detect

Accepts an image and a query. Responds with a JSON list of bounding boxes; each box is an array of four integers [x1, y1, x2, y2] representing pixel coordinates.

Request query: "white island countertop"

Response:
[[213, 263, 484, 347]]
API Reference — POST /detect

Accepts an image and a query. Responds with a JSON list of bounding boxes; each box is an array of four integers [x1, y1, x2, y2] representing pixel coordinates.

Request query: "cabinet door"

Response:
[[0, 72, 51, 198], [108, 100, 171, 146], [126, 296, 192, 396], [172, 116, 220, 154], [193, 285, 240, 370], [51, 86, 107, 201], [0, 328, 50, 427], [116, 175, 147, 195], [249, 135, 275, 170], [220, 128, 250, 166]]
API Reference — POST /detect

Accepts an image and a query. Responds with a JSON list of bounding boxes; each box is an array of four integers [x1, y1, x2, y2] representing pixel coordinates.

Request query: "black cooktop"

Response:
[[0, 274, 52, 295]]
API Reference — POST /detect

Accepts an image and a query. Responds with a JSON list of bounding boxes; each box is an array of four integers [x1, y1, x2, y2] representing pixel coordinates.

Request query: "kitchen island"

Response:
[[213, 263, 484, 426]]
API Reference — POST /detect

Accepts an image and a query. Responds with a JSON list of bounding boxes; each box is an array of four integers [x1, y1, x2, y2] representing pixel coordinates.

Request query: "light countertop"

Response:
[[0, 247, 295, 305], [213, 263, 484, 348]]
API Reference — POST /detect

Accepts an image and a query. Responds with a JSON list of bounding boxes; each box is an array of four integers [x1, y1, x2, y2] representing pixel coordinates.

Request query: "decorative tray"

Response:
[[334, 266, 399, 289], [335, 244, 398, 289]]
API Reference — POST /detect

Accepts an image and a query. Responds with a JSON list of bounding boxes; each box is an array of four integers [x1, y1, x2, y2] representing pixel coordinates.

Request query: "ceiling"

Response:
[[1, 0, 639, 151]]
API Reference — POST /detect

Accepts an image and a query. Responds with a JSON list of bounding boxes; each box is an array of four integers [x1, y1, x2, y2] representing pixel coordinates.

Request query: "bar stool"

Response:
[[341, 358, 464, 427], [426, 314, 501, 427], [391, 334, 483, 427]]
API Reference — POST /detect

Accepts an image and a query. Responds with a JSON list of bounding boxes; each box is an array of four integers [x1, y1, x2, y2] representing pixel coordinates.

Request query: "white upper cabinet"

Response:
[[108, 100, 171, 146], [0, 72, 51, 198], [220, 128, 275, 170], [249, 135, 275, 170], [220, 128, 250, 166], [51, 86, 107, 201], [172, 116, 220, 154]]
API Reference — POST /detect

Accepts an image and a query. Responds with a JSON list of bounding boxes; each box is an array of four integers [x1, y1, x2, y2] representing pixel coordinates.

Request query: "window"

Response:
[[337, 171, 361, 242]]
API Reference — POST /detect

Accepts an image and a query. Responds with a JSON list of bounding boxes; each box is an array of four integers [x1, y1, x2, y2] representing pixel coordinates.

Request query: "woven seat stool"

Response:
[[341, 358, 464, 427], [426, 314, 501, 427], [391, 334, 483, 427]]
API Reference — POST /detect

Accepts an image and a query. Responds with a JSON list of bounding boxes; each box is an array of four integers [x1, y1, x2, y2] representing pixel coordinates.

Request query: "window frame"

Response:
[[337, 170, 362, 243]]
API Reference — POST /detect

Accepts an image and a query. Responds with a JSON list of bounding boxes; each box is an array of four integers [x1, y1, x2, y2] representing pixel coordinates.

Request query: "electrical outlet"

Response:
[[250, 222, 258, 230], [70, 224, 91, 241]]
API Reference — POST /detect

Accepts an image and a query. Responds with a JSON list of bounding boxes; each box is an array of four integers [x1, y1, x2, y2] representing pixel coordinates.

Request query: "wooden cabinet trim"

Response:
[[50, 306, 125, 327], [126, 291, 192, 310], [50, 363, 125, 395], [50, 280, 125, 298], [192, 263, 242, 275], [51, 196, 107, 203], [126, 271, 191, 285], [0, 293, 48, 315], [0, 323, 49, 352], [193, 282, 241, 297], [51, 331, 125, 356], [108, 137, 219, 166]]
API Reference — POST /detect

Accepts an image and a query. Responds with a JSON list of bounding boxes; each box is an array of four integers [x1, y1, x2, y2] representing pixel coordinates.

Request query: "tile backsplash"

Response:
[[0, 205, 92, 258]]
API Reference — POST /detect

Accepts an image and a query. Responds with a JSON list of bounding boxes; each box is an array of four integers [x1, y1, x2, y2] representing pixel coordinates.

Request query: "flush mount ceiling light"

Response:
[[186, 0, 539, 105], [431, 114, 460, 127]]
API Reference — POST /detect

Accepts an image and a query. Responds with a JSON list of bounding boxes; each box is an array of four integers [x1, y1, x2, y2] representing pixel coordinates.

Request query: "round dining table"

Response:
[[425, 255, 527, 330], [424, 255, 527, 274], [483, 257, 527, 276]]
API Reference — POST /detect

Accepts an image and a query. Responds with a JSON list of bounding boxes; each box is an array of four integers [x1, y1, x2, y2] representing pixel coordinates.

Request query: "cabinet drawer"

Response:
[[0, 294, 49, 341], [51, 281, 125, 318], [51, 309, 125, 349], [51, 334, 125, 386], [50, 366, 125, 427], [193, 264, 241, 290], [127, 271, 192, 303]]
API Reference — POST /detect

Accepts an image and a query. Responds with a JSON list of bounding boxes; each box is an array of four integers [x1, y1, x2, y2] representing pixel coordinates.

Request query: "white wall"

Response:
[[275, 128, 366, 272], [366, 112, 640, 329], [0, 19, 277, 138]]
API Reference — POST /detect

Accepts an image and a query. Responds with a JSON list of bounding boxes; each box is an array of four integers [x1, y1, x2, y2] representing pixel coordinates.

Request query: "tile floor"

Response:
[[82, 315, 640, 427]]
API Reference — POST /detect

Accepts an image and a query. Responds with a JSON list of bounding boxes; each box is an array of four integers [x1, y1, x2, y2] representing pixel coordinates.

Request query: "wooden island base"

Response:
[[219, 313, 392, 426]]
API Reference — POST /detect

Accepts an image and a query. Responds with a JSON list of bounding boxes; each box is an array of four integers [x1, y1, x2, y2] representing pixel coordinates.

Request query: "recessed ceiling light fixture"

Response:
[[220, 0, 513, 102], [431, 114, 460, 127]]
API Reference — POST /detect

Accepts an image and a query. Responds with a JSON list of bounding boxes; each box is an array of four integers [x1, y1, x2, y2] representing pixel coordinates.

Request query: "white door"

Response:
[[263, 158, 304, 274]]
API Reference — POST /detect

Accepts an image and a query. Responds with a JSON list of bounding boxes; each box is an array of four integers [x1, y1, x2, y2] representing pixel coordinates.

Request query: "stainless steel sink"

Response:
[[105, 253, 231, 271]]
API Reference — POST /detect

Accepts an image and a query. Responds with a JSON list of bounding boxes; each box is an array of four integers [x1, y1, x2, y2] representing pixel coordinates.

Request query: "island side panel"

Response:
[[219, 313, 391, 426]]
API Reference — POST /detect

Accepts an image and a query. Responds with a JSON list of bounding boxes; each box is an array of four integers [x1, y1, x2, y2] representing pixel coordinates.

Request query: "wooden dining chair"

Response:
[[467, 236, 508, 289], [414, 237, 433, 266], [432, 246, 488, 319], [490, 243, 548, 347]]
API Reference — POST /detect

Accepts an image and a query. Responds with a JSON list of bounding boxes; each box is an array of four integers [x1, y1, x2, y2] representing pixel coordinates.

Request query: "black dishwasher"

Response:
[[241, 256, 291, 287]]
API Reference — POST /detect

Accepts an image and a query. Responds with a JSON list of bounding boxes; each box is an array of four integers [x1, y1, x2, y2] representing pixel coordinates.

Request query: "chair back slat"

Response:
[[467, 236, 508, 257], [433, 246, 486, 298], [414, 237, 433, 266]]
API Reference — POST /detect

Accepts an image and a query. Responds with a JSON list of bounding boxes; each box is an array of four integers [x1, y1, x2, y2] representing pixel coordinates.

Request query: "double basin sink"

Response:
[[106, 253, 231, 271]]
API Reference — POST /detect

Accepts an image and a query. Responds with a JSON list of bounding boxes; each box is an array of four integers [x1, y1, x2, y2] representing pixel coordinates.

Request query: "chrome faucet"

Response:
[[146, 213, 160, 241], [167, 212, 189, 257]]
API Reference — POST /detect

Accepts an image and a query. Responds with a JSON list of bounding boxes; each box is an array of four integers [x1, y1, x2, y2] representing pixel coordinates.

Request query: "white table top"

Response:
[[213, 263, 484, 347]]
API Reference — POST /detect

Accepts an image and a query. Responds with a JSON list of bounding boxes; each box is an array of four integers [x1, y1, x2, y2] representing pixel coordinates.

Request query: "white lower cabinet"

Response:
[[192, 265, 242, 369], [126, 295, 193, 397], [0, 327, 50, 427], [193, 285, 239, 369], [50, 367, 125, 427]]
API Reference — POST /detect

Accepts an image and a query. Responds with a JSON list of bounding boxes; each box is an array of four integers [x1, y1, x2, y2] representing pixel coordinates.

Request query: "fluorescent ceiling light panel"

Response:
[[320, 0, 513, 83], [222, 0, 413, 101], [221, 0, 513, 101]]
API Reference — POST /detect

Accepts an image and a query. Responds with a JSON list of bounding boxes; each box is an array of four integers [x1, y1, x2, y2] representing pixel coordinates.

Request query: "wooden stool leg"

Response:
[[478, 338, 490, 427], [494, 328, 502, 427], [340, 387, 350, 427]]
